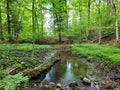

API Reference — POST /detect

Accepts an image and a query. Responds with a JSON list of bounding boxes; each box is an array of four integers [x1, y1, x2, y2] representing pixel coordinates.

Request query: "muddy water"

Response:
[[40, 56, 101, 90]]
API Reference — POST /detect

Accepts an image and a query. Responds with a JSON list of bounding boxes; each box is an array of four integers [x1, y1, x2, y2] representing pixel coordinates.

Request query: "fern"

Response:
[[0, 73, 28, 90]]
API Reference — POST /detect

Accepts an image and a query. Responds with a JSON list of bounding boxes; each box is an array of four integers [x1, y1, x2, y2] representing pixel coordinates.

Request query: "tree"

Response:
[[112, 0, 119, 42], [32, 0, 35, 56], [98, 0, 102, 44], [51, 0, 68, 43], [0, 1, 3, 40], [86, 0, 91, 40], [6, 0, 11, 42]]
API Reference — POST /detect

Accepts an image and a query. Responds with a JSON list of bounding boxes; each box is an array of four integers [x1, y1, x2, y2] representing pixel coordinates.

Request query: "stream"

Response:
[[40, 56, 101, 90], [26, 55, 102, 90]]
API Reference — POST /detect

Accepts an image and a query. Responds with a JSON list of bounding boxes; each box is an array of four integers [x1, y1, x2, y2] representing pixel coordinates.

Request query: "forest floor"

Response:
[[79, 58, 120, 89], [0, 43, 120, 89], [71, 44, 120, 89]]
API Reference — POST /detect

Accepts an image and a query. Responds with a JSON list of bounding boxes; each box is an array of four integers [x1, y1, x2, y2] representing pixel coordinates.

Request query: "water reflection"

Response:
[[41, 57, 99, 89]]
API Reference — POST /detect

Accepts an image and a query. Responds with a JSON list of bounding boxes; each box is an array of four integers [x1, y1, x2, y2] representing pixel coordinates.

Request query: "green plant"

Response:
[[72, 44, 120, 66], [0, 73, 28, 90], [12, 63, 22, 68], [0, 67, 6, 79]]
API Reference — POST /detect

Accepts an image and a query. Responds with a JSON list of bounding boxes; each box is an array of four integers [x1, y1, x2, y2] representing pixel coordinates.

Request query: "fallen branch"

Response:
[[5, 67, 16, 74], [23, 58, 61, 79]]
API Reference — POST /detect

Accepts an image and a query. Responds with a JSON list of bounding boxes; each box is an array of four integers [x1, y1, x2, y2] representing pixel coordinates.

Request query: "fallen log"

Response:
[[23, 58, 61, 79]]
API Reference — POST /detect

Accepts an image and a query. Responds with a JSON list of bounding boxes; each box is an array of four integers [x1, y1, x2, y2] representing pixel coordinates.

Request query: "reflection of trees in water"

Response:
[[71, 58, 94, 77], [42, 57, 96, 86], [53, 59, 66, 82]]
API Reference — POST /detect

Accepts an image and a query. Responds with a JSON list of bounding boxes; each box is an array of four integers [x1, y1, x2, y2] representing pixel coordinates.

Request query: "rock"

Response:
[[21, 62, 25, 65], [82, 77, 91, 85], [69, 81, 78, 87], [94, 81, 99, 85], [105, 85, 113, 89], [79, 76, 84, 80], [56, 83, 62, 88], [56, 88, 61, 90], [78, 87, 85, 90], [56, 88, 65, 90], [49, 82, 56, 87], [101, 81, 116, 89], [42, 85, 52, 90]]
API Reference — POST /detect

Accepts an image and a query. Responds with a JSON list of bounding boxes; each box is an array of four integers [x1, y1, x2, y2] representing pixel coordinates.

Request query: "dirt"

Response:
[[3, 50, 52, 74], [79, 58, 120, 89]]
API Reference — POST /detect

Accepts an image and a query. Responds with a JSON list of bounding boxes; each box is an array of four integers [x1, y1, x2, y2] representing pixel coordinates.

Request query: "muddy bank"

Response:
[[3, 50, 57, 75], [78, 57, 120, 88]]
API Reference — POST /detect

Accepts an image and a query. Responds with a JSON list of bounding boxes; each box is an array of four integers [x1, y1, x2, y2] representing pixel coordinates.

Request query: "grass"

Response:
[[0, 43, 55, 68], [72, 44, 120, 65], [0, 43, 53, 51]]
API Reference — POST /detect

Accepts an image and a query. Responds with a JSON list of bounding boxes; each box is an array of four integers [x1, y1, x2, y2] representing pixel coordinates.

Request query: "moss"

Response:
[[23, 58, 61, 79]]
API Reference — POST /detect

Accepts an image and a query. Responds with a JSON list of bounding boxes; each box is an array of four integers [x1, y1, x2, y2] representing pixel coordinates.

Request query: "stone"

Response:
[[69, 81, 78, 87], [94, 81, 99, 85], [56, 88, 65, 90], [78, 87, 85, 90], [56, 88, 61, 90], [49, 82, 56, 87], [56, 83, 62, 88], [21, 62, 25, 65], [42, 85, 52, 90], [82, 77, 91, 85]]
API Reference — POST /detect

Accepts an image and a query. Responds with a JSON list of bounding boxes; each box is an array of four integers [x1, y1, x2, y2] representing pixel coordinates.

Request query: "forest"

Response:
[[0, 0, 120, 90]]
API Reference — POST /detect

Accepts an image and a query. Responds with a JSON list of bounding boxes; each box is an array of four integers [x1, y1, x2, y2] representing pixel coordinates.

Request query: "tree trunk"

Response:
[[98, 0, 102, 44], [86, 0, 90, 40], [112, 0, 119, 42], [7, 0, 11, 42], [32, 0, 35, 56], [65, 0, 68, 29], [41, 14, 43, 37], [0, 2, 3, 40], [40, 0, 43, 37], [107, 0, 112, 16], [116, 13, 119, 42], [58, 27, 62, 43]]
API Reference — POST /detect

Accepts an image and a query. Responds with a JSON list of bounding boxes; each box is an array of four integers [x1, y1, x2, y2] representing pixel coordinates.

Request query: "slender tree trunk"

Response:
[[32, 0, 35, 33], [107, 0, 111, 16], [98, 0, 102, 44], [39, 0, 43, 37], [7, 0, 11, 42], [65, 0, 68, 29], [0, 2, 3, 40], [32, 0, 35, 56], [86, 0, 90, 40], [58, 27, 62, 43], [41, 14, 43, 37], [116, 13, 119, 42], [112, 0, 119, 42]]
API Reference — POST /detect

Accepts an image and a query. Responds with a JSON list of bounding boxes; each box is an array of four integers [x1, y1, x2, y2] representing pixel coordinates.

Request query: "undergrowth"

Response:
[[72, 44, 120, 65]]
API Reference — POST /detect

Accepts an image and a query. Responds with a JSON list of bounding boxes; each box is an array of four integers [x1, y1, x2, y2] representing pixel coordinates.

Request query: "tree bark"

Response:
[[112, 0, 119, 42], [65, 0, 68, 29], [0, 2, 3, 40], [32, 0, 35, 56], [98, 0, 102, 44], [7, 0, 11, 42], [58, 27, 62, 43], [107, 0, 111, 16], [86, 0, 90, 40], [116, 13, 119, 42], [40, 0, 43, 37]]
